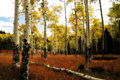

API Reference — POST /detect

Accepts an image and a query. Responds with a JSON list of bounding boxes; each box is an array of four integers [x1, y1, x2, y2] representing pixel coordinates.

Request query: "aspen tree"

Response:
[[84, 0, 90, 63], [21, 0, 31, 79], [13, 0, 20, 68]]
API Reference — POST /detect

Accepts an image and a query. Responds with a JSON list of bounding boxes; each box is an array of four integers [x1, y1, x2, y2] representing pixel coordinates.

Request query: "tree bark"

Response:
[[96, 40, 98, 53], [13, 0, 20, 68], [30, 62, 104, 80], [85, 0, 90, 63], [31, 25, 34, 56], [74, 0, 78, 54], [99, 0, 105, 57], [42, 0, 47, 59], [31, 10, 34, 57], [82, 0, 86, 54], [21, 0, 31, 79], [51, 32, 54, 55], [64, 0, 68, 55], [119, 20, 120, 30]]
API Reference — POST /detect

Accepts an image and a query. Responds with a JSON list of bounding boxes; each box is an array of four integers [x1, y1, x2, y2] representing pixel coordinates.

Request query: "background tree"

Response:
[[31, 10, 40, 56], [99, 0, 105, 57], [81, 0, 86, 54], [107, 2, 120, 54], [91, 18, 102, 54], [68, 0, 83, 54], [60, 0, 68, 55], [64, 0, 68, 55], [74, 0, 78, 54], [48, 24, 70, 54], [48, 5, 62, 54], [42, 0, 47, 59], [0, 33, 13, 51], [84, 0, 90, 63]]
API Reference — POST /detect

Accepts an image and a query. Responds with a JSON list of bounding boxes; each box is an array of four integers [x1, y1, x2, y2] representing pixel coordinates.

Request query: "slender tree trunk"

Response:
[[85, 0, 90, 63], [51, 32, 53, 55], [118, 21, 120, 54], [34, 38, 36, 53], [13, 0, 20, 68], [74, 0, 78, 55], [113, 38, 115, 53], [119, 41, 120, 54], [96, 40, 98, 53], [42, 0, 47, 59], [55, 28, 57, 54], [64, 0, 68, 55], [60, 34, 62, 54], [82, 0, 85, 54], [99, 0, 105, 57], [93, 30, 96, 54], [21, 39, 23, 50], [62, 36, 64, 54], [21, 0, 31, 79], [31, 25, 34, 56], [31, 12, 34, 57], [119, 20, 120, 30]]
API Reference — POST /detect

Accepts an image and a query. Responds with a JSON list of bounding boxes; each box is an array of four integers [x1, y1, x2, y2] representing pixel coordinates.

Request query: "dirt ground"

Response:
[[0, 50, 120, 80]]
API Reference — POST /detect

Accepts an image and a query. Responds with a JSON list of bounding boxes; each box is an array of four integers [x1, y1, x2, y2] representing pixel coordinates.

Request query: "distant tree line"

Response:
[[0, 30, 6, 34], [0, 28, 120, 55], [0, 32, 13, 50], [65, 29, 120, 55]]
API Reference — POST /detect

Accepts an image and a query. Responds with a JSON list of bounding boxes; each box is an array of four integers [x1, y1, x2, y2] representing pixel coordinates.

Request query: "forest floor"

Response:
[[0, 50, 120, 80]]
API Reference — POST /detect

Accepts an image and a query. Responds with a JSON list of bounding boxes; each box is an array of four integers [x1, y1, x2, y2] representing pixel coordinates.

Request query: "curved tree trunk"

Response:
[[21, 0, 31, 79], [13, 0, 20, 68]]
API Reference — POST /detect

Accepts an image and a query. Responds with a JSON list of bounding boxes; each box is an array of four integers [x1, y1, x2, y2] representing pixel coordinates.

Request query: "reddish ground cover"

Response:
[[31, 54, 120, 72], [0, 50, 120, 80], [0, 50, 86, 80]]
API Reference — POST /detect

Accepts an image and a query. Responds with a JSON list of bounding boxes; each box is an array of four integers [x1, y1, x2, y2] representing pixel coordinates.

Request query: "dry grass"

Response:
[[0, 50, 86, 80], [0, 50, 120, 80]]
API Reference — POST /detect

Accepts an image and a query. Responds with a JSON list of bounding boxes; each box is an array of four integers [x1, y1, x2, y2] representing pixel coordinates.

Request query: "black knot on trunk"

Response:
[[22, 39, 31, 56]]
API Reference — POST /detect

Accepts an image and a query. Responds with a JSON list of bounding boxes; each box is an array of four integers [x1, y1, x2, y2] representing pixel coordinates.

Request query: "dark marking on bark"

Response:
[[44, 48, 47, 59], [21, 39, 31, 80], [85, 47, 91, 63], [12, 42, 20, 68]]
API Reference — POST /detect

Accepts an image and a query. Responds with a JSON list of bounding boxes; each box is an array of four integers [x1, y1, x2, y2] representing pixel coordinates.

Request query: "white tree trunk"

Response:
[[24, 0, 31, 43], [81, 0, 86, 54], [74, 0, 78, 54], [51, 31, 53, 55], [13, 0, 20, 68], [42, 0, 47, 59], [85, 0, 90, 63], [31, 9, 34, 56], [21, 0, 31, 80], [29, 62, 104, 80], [99, 0, 105, 57], [64, 0, 68, 55]]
